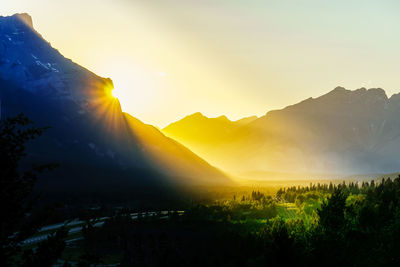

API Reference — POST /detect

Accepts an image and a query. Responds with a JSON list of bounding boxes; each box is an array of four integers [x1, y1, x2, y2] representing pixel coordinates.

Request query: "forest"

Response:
[[73, 179, 400, 266]]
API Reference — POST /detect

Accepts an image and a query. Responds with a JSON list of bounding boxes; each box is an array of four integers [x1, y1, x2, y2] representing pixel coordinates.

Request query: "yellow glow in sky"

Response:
[[3, 0, 400, 127]]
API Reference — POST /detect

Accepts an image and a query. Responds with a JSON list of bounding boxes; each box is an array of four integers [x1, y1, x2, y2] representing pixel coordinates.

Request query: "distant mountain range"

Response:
[[163, 112, 257, 153], [163, 86, 400, 178], [0, 13, 230, 194]]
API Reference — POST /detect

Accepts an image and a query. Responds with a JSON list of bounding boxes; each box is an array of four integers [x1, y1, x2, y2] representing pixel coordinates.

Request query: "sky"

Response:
[[2, 0, 400, 127]]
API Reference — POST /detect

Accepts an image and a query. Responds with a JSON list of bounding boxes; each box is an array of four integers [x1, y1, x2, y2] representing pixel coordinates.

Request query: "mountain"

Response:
[[163, 112, 257, 159], [163, 86, 400, 178], [0, 13, 230, 195]]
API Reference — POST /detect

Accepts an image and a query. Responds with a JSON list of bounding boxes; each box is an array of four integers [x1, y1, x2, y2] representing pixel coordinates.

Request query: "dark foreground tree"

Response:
[[0, 114, 66, 266]]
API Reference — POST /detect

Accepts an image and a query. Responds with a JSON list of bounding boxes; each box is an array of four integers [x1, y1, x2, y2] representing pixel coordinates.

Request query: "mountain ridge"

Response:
[[164, 86, 400, 178]]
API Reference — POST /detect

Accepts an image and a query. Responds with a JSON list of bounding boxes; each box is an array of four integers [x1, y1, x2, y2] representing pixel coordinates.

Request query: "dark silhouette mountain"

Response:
[[164, 86, 400, 178], [0, 13, 230, 194]]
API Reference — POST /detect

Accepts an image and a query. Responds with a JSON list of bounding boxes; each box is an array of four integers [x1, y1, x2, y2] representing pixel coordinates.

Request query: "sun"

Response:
[[100, 61, 160, 116], [111, 88, 119, 99]]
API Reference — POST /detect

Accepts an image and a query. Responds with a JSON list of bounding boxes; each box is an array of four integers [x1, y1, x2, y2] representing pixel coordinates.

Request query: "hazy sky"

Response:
[[3, 0, 400, 127]]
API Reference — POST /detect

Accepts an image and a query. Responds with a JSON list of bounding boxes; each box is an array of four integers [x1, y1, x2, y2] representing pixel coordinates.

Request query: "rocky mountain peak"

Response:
[[216, 115, 229, 121], [363, 88, 387, 99], [13, 13, 33, 29], [322, 86, 388, 101], [333, 86, 347, 92], [188, 112, 205, 119]]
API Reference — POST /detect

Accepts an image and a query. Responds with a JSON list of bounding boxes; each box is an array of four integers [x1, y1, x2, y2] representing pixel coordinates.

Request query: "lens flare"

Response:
[[111, 88, 119, 99]]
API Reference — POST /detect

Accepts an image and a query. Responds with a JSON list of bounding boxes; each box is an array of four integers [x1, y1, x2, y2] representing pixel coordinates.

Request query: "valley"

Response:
[[1, 7, 400, 266]]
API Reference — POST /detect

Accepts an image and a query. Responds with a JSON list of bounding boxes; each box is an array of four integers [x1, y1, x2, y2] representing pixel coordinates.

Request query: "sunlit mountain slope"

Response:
[[163, 112, 257, 158], [164, 86, 400, 178]]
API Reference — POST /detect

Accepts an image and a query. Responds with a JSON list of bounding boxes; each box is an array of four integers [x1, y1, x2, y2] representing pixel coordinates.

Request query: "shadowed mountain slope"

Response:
[[0, 13, 230, 194]]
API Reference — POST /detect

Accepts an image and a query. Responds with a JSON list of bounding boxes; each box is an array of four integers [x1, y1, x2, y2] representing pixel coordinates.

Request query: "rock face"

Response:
[[164, 87, 400, 177], [0, 14, 230, 194], [14, 13, 33, 28]]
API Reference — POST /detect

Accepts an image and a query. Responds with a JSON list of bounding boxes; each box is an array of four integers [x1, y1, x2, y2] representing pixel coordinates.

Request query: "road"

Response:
[[22, 210, 184, 245]]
